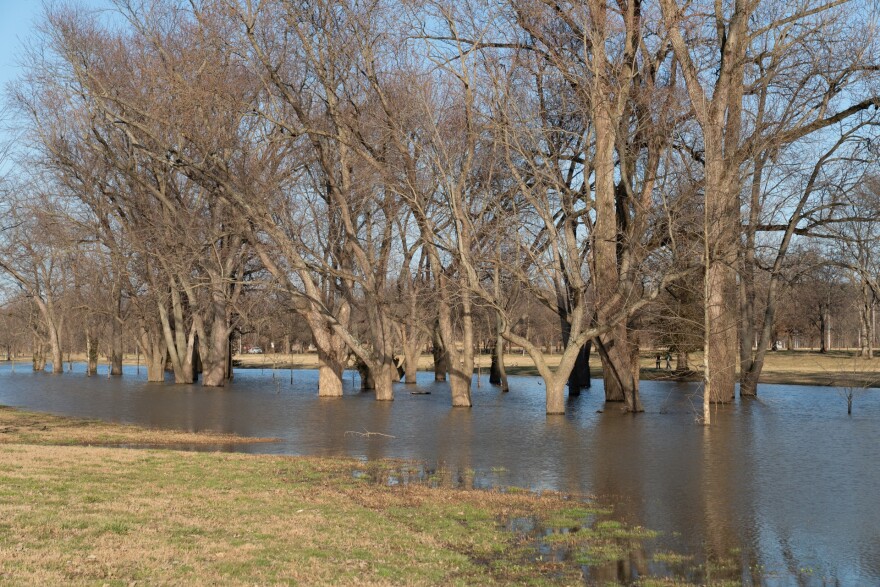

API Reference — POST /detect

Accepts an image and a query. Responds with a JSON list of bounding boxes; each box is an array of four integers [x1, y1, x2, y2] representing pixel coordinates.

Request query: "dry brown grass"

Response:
[[232, 349, 880, 388], [0, 407, 688, 585], [0, 441, 627, 585], [0, 406, 278, 448], [10, 347, 879, 388]]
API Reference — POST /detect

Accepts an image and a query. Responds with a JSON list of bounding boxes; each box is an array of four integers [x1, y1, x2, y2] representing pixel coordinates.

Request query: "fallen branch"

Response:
[[344, 429, 396, 439]]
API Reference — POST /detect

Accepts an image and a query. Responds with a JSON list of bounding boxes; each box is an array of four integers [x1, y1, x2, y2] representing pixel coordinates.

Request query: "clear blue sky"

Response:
[[0, 1, 45, 92], [0, 1, 106, 158]]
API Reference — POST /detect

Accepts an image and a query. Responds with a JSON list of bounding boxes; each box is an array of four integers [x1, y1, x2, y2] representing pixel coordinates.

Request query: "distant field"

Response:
[[232, 348, 880, 388], [8, 348, 880, 388]]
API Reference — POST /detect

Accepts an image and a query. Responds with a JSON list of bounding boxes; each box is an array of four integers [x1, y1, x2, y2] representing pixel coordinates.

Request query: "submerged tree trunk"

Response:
[[703, 152, 740, 404], [396, 323, 425, 385], [594, 332, 643, 412], [560, 314, 591, 396], [317, 353, 344, 397], [395, 306, 427, 385], [357, 359, 376, 391], [312, 320, 347, 397], [199, 295, 232, 388], [110, 288, 124, 376], [138, 324, 167, 383], [372, 361, 395, 401], [489, 331, 509, 392], [402, 344, 419, 384], [432, 320, 447, 382], [568, 340, 591, 394], [441, 287, 473, 408], [86, 331, 99, 376], [110, 325, 124, 376], [490, 262, 509, 392], [158, 285, 195, 384], [32, 337, 46, 372], [546, 377, 567, 415], [597, 326, 629, 402]]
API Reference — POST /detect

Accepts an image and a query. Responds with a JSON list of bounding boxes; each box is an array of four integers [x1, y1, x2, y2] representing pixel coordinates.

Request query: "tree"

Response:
[[0, 188, 74, 374], [660, 0, 880, 413]]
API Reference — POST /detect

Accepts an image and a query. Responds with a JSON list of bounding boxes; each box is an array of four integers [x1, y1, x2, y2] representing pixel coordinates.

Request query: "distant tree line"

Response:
[[1, 0, 878, 420]]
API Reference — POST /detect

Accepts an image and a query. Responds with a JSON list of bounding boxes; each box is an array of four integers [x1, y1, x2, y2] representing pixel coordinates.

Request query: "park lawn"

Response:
[[0, 406, 278, 448], [232, 349, 880, 388], [21, 348, 880, 388], [0, 407, 701, 586]]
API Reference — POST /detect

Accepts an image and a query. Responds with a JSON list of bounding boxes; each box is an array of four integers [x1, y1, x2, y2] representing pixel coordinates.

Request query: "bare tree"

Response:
[[660, 0, 880, 415], [0, 189, 74, 374]]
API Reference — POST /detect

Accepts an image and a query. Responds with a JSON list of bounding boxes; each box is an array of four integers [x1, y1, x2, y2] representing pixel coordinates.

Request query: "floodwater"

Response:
[[0, 361, 878, 585]]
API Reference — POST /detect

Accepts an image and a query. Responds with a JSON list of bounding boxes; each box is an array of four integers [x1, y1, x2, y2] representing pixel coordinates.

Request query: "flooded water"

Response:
[[1, 361, 878, 585]]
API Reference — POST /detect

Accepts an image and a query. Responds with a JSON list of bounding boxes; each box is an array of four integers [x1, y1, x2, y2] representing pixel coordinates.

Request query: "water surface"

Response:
[[0, 361, 877, 585]]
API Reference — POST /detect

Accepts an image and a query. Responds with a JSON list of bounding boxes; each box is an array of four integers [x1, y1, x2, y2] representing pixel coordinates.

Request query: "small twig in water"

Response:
[[344, 429, 396, 439]]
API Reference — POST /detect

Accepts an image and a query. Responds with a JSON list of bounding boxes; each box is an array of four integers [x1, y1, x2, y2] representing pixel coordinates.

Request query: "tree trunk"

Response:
[[676, 350, 689, 371], [402, 343, 419, 384], [148, 352, 166, 381], [546, 376, 566, 415], [110, 289, 124, 376], [396, 322, 425, 385], [586, 25, 641, 409], [860, 282, 873, 359], [567, 340, 591, 394], [317, 347, 344, 397], [597, 325, 629, 402], [158, 286, 195, 384], [489, 334, 509, 392], [432, 320, 447, 381], [47, 325, 63, 375], [705, 260, 738, 403], [110, 329, 124, 376], [32, 337, 46, 372], [138, 326, 167, 383], [595, 330, 642, 411], [738, 265, 756, 380], [702, 152, 740, 404], [357, 359, 376, 391], [200, 297, 231, 388], [441, 288, 473, 408], [86, 330, 99, 376], [819, 304, 830, 353], [302, 300, 350, 397], [626, 324, 643, 412], [373, 361, 395, 401]]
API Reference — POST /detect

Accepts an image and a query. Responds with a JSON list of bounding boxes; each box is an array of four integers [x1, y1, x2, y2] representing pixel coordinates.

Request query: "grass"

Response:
[[0, 405, 707, 585], [0, 406, 278, 447], [0, 442, 581, 585], [11, 347, 880, 388], [226, 348, 880, 388]]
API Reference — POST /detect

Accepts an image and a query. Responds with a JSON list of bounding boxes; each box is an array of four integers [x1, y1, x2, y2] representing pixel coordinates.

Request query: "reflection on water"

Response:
[[0, 361, 878, 584]]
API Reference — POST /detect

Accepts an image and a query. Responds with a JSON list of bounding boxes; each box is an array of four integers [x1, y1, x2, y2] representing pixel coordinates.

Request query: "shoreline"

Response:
[[5, 348, 880, 389], [230, 349, 880, 389], [0, 406, 278, 448], [0, 405, 700, 585]]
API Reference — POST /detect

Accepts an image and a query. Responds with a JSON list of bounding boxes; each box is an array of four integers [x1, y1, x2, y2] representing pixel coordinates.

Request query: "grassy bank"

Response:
[[0, 407, 724, 586], [8, 348, 880, 388], [232, 349, 880, 388], [0, 406, 278, 448]]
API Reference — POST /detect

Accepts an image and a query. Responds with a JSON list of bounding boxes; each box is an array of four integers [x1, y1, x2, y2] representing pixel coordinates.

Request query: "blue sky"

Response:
[[0, 1, 107, 98], [0, 1, 44, 92]]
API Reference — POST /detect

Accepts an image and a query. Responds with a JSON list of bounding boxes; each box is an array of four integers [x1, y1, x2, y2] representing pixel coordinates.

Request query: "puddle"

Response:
[[501, 508, 750, 585]]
